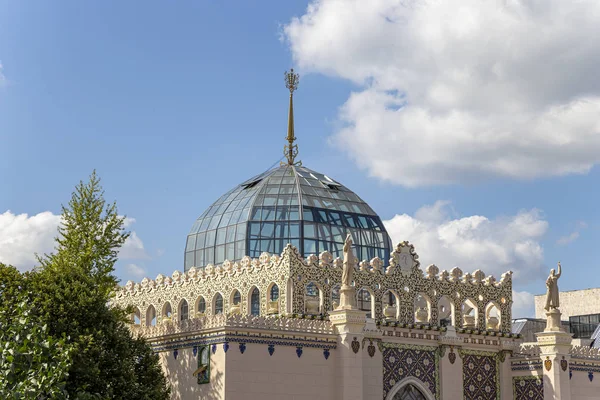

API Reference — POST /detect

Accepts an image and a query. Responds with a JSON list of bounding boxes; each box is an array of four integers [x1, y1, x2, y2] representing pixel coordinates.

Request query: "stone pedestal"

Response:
[[329, 306, 367, 400], [536, 309, 572, 400], [338, 284, 357, 310]]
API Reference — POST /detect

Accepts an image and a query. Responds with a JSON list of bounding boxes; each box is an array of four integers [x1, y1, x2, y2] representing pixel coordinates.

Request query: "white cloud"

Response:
[[512, 290, 535, 319], [0, 211, 61, 270], [556, 231, 579, 246], [556, 220, 587, 245], [0, 62, 5, 85], [124, 263, 146, 280], [0, 210, 149, 270], [284, 0, 600, 186], [383, 201, 548, 280]]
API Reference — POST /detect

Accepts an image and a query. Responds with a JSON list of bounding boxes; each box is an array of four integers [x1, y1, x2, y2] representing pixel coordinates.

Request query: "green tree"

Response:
[[0, 299, 72, 399], [29, 171, 170, 399]]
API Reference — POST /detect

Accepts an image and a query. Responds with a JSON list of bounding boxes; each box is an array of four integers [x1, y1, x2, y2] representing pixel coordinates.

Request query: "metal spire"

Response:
[[283, 69, 301, 166]]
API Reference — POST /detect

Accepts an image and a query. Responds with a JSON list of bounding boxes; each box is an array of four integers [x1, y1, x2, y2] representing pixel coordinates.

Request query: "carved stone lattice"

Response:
[[115, 242, 514, 333]]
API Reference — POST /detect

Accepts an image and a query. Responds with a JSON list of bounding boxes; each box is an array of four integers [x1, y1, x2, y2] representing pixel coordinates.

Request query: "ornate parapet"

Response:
[[132, 313, 335, 341], [571, 345, 600, 361], [114, 241, 514, 334]]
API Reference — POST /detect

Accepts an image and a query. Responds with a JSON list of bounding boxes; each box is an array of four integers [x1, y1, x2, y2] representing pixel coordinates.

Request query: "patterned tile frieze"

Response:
[[381, 342, 440, 400], [115, 242, 513, 332], [512, 376, 543, 400], [462, 349, 500, 400], [511, 359, 542, 371]]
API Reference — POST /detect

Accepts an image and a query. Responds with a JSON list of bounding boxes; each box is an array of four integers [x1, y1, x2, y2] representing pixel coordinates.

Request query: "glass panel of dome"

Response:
[[289, 222, 300, 237], [230, 209, 243, 224], [235, 223, 246, 240], [226, 226, 236, 243], [239, 208, 250, 223], [304, 239, 317, 254], [220, 212, 232, 226], [205, 247, 214, 264], [289, 207, 299, 220], [190, 220, 201, 234], [225, 243, 234, 260], [186, 234, 196, 251], [234, 240, 244, 259], [304, 223, 316, 238], [216, 228, 226, 245], [199, 218, 210, 231], [215, 245, 225, 264], [249, 222, 260, 238], [196, 232, 206, 248], [185, 252, 194, 269], [207, 216, 220, 230], [331, 226, 345, 243], [250, 207, 261, 221], [260, 222, 274, 237], [205, 230, 216, 246], [195, 250, 204, 266]]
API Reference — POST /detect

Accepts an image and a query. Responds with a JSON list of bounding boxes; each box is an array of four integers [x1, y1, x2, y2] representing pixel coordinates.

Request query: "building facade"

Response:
[[114, 71, 600, 399]]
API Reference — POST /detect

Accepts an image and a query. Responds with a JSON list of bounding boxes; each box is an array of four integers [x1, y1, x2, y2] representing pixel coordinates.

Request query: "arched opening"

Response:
[[382, 290, 399, 320], [250, 287, 260, 316], [132, 307, 141, 325], [386, 377, 435, 400], [286, 278, 294, 314], [146, 305, 156, 327], [179, 299, 189, 321], [392, 384, 428, 400], [304, 282, 321, 315], [213, 293, 224, 315], [485, 302, 501, 330], [196, 296, 206, 317], [438, 295, 455, 326], [462, 298, 478, 328], [267, 283, 279, 314], [357, 288, 373, 318], [230, 290, 241, 314], [331, 284, 341, 311], [162, 302, 172, 323], [414, 293, 431, 324]]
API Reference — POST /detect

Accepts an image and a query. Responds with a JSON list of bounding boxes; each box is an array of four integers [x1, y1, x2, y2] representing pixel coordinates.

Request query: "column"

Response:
[[536, 309, 572, 400]]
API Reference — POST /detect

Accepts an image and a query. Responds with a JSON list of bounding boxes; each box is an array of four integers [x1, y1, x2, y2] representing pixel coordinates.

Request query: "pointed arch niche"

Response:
[[386, 377, 435, 400]]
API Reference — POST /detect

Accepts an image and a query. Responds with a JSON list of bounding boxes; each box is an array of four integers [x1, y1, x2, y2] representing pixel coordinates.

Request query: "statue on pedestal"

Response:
[[544, 262, 562, 311], [342, 234, 355, 288], [337, 234, 357, 310]]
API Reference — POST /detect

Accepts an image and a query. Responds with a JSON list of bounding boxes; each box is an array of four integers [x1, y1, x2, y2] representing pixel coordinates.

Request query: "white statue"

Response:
[[342, 234, 355, 287], [544, 262, 562, 311]]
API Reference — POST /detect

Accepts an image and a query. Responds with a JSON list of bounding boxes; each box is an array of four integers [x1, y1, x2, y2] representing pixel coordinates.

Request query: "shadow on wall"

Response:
[[164, 350, 224, 400]]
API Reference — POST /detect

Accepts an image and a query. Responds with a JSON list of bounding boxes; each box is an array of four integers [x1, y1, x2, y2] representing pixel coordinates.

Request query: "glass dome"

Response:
[[184, 165, 393, 271]]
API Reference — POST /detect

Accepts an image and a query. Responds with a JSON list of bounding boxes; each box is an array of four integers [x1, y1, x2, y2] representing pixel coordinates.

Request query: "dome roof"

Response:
[[184, 164, 393, 271]]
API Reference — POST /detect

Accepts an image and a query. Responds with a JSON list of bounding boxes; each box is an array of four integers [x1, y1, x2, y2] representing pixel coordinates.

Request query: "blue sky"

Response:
[[1, 0, 599, 317]]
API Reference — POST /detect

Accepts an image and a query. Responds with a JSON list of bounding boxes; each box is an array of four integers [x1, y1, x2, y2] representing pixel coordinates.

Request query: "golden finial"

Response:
[[283, 69, 301, 166]]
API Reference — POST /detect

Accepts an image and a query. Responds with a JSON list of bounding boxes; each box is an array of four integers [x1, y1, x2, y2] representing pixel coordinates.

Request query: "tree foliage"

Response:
[[0, 172, 170, 399], [0, 300, 72, 400]]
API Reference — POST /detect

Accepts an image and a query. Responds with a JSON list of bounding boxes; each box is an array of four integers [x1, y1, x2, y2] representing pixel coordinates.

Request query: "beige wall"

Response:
[[570, 369, 600, 399], [224, 344, 335, 400], [161, 347, 226, 400], [534, 288, 600, 319]]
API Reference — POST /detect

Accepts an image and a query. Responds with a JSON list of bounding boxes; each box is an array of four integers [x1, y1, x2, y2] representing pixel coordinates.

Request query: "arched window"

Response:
[[331, 284, 341, 310], [133, 307, 141, 325], [146, 305, 156, 327], [270, 284, 279, 301], [162, 302, 172, 322], [232, 290, 241, 306], [180, 299, 189, 321], [357, 288, 372, 318], [304, 282, 321, 314], [392, 383, 427, 400], [214, 293, 223, 315], [250, 288, 260, 316], [197, 296, 206, 315]]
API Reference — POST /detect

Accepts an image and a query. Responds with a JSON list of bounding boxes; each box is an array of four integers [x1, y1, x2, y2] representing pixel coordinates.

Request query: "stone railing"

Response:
[[131, 314, 335, 339], [513, 344, 541, 357], [571, 345, 600, 360]]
